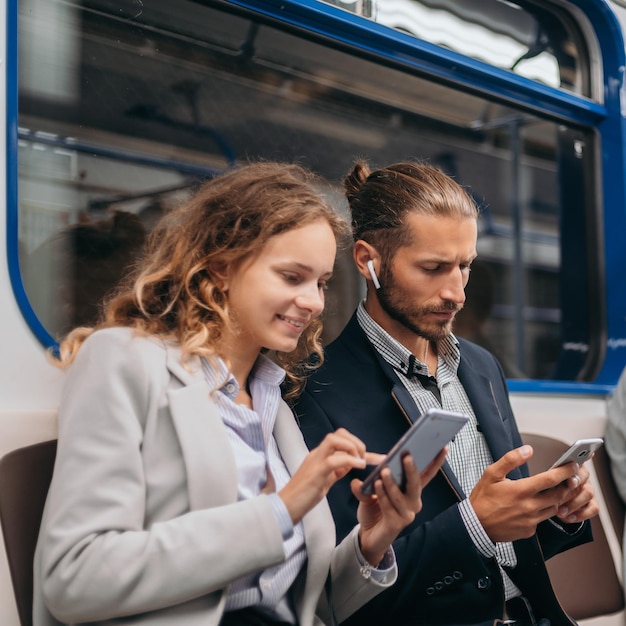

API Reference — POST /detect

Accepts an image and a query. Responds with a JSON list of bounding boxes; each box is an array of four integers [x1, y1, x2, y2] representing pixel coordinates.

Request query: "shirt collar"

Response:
[[200, 353, 285, 400], [356, 300, 461, 376]]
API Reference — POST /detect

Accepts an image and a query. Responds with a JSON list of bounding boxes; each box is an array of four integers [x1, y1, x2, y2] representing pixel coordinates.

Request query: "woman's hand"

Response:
[[279, 428, 367, 524], [352, 447, 447, 566]]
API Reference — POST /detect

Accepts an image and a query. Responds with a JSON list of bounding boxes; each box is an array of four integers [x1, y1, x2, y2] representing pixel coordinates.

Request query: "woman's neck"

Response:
[[219, 336, 259, 401]]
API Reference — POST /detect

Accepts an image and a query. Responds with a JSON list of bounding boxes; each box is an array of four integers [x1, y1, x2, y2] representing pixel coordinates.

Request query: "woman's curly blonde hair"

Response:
[[56, 161, 348, 398]]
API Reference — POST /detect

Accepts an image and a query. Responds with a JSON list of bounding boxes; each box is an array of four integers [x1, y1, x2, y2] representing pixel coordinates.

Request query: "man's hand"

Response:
[[555, 462, 599, 524], [469, 445, 596, 542]]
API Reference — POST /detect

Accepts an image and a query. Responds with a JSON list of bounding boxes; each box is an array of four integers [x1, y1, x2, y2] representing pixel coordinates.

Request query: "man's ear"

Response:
[[354, 240, 380, 282]]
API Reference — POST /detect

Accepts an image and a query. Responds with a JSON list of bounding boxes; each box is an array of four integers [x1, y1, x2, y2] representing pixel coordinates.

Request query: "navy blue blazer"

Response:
[[293, 312, 592, 626]]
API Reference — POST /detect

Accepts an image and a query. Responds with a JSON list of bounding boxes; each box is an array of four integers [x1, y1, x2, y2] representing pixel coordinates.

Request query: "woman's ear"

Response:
[[207, 260, 230, 291]]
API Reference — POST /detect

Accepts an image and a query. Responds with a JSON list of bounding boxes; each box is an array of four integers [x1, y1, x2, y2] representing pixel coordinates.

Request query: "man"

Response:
[[293, 160, 598, 626]]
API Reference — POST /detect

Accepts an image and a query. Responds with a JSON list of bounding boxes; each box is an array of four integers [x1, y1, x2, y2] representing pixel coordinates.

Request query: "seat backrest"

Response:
[[0, 440, 57, 626], [522, 433, 625, 620]]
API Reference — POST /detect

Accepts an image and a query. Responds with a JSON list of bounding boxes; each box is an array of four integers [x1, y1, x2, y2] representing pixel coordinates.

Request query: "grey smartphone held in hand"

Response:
[[548, 438, 604, 469], [360, 408, 469, 495]]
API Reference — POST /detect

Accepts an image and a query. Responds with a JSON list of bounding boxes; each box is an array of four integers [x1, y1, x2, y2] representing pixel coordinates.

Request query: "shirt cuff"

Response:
[[268, 493, 294, 540], [458, 499, 497, 558], [353, 526, 396, 583]]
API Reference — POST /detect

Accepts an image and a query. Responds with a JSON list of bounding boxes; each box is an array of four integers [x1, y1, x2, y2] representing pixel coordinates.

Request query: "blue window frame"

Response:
[[7, 0, 626, 391]]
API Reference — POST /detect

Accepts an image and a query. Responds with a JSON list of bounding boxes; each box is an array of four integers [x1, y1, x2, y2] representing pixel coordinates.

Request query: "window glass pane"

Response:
[[321, 0, 590, 96], [16, 0, 594, 380]]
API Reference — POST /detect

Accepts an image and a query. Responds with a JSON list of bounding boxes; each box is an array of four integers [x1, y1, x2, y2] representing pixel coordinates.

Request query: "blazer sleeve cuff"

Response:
[[352, 525, 396, 584]]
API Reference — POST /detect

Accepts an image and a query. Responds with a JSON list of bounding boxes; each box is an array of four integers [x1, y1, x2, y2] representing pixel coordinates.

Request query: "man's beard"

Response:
[[376, 268, 459, 343]]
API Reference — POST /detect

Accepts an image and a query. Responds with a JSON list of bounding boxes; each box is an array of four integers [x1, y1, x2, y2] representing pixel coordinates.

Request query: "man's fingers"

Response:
[[533, 462, 580, 492], [490, 445, 533, 480]]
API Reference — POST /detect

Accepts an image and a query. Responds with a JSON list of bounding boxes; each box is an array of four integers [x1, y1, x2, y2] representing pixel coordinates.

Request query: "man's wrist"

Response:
[[459, 499, 497, 558]]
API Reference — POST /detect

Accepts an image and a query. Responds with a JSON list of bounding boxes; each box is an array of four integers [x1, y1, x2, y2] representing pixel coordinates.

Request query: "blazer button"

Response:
[[453, 571, 463, 581], [443, 576, 453, 586], [435, 581, 444, 591], [477, 576, 491, 591], [426, 587, 435, 596]]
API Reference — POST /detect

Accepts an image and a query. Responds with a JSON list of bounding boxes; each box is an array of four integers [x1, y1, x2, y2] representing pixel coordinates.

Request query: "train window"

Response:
[[14, 0, 597, 381], [321, 0, 591, 96]]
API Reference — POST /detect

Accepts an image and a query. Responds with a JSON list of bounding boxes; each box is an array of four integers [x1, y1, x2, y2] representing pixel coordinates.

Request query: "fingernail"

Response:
[[520, 445, 532, 458], [571, 475, 580, 488], [559, 506, 568, 516]]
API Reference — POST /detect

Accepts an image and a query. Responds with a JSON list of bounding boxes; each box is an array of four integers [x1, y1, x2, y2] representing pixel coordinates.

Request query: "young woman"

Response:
[[33, 162, 444, 626]]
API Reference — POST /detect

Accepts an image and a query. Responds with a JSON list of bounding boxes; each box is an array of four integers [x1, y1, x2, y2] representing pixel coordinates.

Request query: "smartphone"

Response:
[[548, 438, 604, 469], [360, 408, 469, 495]]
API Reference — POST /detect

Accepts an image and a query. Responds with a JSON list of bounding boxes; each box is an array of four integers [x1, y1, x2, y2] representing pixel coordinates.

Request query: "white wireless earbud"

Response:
[[367, 260, 381, 290]]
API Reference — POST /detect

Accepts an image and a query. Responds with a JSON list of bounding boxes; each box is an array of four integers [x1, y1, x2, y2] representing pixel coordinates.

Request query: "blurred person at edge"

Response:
[[605, 366, 626, 598]]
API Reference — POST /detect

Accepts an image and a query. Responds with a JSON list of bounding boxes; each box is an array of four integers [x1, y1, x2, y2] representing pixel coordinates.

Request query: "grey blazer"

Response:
[[33, 327, 395, 626]]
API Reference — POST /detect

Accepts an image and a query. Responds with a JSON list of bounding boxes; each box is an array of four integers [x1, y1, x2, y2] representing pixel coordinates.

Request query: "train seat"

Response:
[[0, 439, 57, 626], [0, 434, 623, 625], [522, 432, 625, 621]]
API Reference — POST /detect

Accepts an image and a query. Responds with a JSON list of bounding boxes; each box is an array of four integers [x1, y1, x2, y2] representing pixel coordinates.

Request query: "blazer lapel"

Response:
[[363, 338, 464, 494], [273, 400, 308, 475], [274, 402, 334, 616], [458, 348, 524, 479], [165, 346, 239, 510]]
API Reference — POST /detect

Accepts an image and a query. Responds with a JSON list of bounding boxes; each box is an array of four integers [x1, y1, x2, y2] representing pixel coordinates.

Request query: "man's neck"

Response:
[[363, 296, 433, 362]]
